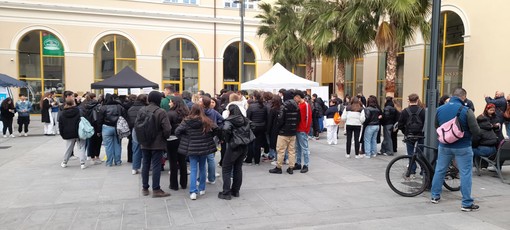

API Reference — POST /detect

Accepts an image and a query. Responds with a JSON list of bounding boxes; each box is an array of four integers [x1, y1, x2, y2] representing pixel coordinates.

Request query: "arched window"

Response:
[[162, 38, 199, 93], [18, 30, 65, 112], [94, 34, 136, 81], [223, 42, 256, 91], [423, 11, 465, 100], [345, 58, 364, 98]]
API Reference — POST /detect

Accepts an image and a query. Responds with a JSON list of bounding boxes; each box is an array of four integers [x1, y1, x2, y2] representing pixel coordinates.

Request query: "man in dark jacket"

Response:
[[139, 91, 172, 198], [398, 93, 426, 161], [269, 90, 300, 175], [128, 94, 148, 175], [431, 88, 480, 212]]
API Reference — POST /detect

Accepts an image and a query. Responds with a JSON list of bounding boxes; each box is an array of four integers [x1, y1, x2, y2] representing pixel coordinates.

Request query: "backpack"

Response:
[[437, 106, 465, 144], [116, 116, 131, 139], [333, 112, 341, 124], [134, 106, 159, 146], [231, 119, 256, 149], [78, 117, 94, 140], [404, 107, 424, 135]]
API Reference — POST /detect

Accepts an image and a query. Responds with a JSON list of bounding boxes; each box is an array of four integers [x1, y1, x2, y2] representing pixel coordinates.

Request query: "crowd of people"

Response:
[[1, 86, 509, 211]]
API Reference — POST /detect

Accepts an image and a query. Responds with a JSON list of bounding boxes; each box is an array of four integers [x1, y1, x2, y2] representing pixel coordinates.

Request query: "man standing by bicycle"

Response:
[[398, 93, 426, 175], [431, 88, 480, 211]]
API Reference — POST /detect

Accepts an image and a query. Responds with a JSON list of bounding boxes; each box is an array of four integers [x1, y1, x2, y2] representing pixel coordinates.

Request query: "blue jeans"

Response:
[[102, 125, 122, 166], [472, 145, 496, 157], [363, 125, 379, 156], [406, 138, 424, 174], [189, 155, 207, 194], [295, 132, 310, 166], [318, 117, 324, 132], [141, 150, 163, 190], [207, 153, 216, 183], [431, 146, 474, 207], [131, 129, 142, 170]]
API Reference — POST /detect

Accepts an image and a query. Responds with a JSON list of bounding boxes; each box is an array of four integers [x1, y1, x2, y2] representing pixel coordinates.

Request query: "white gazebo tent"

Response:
[[241, 63, 319, 91]]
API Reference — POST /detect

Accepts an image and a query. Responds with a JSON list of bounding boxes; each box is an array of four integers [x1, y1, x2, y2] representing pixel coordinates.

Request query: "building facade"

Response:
[[0, 0, 508, 114]]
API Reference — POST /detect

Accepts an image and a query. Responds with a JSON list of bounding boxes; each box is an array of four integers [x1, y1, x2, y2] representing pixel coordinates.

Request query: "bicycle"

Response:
[[385, 135, 460, 197]]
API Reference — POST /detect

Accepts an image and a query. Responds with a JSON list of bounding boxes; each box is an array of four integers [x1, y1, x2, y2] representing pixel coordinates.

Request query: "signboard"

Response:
[[104, 88, 114, 95], [118, 88, 128, 96], [42, 33, 64, 56], [142, 87, 153, 94], [311, 86, 330, 104], [130, 88, 141, 95]]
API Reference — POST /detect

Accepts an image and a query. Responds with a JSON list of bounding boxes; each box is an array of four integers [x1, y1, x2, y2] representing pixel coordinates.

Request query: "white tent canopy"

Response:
[[241, 63, 319, 91]]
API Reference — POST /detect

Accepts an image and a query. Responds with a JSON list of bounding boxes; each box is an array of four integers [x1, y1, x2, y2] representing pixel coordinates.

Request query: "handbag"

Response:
[[231, 120, 256, 149]]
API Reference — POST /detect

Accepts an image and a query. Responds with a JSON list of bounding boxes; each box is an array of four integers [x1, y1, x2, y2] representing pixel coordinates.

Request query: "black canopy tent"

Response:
[[0, 73, 28, 88], [91, 67, 158, 89]]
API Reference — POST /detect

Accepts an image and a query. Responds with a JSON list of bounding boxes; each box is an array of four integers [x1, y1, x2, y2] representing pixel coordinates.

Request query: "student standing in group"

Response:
[[398, 94, 426, 163], [51, 92, 60, 135], [139, 91, 172, 198], [380, 97, 399, 156], [81, 93, 103, 165], [363, 97, 382, 158], [246, 91, 268, 165], [97, 94, 126, 167], [176, 104, 219, 200], [219, 104, 251, 200], [201, 96, 223, 184], [267, 94, 282, 161], [1, 97, 16, 138], [324, 99, 340, 145], [294, 90, 312, 173], [127, 94, 148, 175], [15, 94, 32, 137], [166, 96, 189, 190], [40, 92, 53, 135], [59, 98, 87, 169], [341, 97, 365, 158]]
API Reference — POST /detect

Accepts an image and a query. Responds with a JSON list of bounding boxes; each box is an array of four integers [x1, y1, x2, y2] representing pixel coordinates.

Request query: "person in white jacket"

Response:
[[222, 93, 247, 119], [341, 97, 365, 158]]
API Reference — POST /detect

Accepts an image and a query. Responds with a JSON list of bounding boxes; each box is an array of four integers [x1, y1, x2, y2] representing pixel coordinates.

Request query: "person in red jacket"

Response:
[[294, 90, 312, 173]]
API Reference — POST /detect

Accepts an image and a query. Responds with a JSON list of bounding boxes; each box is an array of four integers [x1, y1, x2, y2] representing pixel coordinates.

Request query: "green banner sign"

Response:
[[42, 34, 64, 56]]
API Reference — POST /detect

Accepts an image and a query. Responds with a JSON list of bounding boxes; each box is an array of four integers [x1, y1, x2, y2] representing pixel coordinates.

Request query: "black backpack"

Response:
[[134, 106, 159, 146], [405, 107, 424, 135]]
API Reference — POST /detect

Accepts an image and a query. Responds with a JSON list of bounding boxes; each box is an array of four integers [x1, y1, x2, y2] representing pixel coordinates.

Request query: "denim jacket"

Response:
[[15, 100, 32, 117]]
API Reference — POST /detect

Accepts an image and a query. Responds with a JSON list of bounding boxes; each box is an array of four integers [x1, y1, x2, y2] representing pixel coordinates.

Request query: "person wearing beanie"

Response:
[[269, 89, 300, 175], [139, 91, 172, 198]]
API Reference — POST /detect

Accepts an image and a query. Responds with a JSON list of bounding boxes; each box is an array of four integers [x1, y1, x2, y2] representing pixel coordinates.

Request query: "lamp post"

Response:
[[233, 0, 246, 86], [424, 0, 442, 159]]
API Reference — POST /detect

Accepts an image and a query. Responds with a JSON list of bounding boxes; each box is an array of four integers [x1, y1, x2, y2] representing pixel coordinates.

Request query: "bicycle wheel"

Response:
[[443, 164, 460, 191], [386, 155, 431, 197]]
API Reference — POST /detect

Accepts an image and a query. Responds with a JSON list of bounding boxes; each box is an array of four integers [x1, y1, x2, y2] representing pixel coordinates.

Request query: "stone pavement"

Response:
[[0, 122, 509, 230]]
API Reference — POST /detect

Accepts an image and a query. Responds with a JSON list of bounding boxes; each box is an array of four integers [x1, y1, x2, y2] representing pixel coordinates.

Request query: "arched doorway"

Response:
[[94, 34, 136, 82], [18, 30, 65, 112], [162, 38, 199, 93], [223, 42, 256, 91]]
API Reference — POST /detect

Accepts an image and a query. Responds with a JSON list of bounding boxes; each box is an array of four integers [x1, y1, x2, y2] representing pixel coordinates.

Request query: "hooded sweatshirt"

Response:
[[58, 106, 81, 139], [222, 101, 247, 118]]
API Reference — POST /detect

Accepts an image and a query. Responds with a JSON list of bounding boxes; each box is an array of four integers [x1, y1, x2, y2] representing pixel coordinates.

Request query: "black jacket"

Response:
[[472, 114, 500, 148], [175, 118, 218, 156], [276, 100, 300, 136], [167, 110, 184, 136], [266, 107, 280, 149], [41, 98, 51, 123], [97, 102, 126, 130], [382, 105, 399, 126], [127, 101, 145, 129], [139, 104, 172, 151], [364, 106, 382, 126], [80, 100, 100, 133], [247, 103, 268, 132], [398, 105, 426, 135], [222, 114, 250, 163], [325, 106, 338, 119], [58, 106, 80, 140]]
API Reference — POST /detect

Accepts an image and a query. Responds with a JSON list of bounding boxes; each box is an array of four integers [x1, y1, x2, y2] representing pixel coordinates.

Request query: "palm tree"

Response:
[[306, 0, 375, 98], [354, 0, 431, 97], [256, 0, 319, 80]]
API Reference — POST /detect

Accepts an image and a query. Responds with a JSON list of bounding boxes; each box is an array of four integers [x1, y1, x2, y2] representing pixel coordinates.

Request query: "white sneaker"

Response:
[[81, 164, 87, 170], [87, 157, 91, 161], [487, 166, 497, 172], [271, 161, 277, 166], [93, 159, 102, 165], [359, 154, 365, 159], [190, 193, 197, 200], [187, 170, 191, 175], [355, 155, 361, 159], [24, 133, 28, 137], [206, 179, 215, 184], [3, 135, 6, 138], [284, 159, 289, 165], [345, 154, 351, 158], [199, 190, 206, 196], [215, 172, 220, 177], [132, 169, 139, 175], [60, 162, 67, 168], [18, 133, 23, 137], [9, 134, 15, 138]]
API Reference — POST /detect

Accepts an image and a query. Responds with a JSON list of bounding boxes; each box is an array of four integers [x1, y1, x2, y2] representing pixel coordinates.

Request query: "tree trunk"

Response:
[[305, 56, 313, 80], [335, 59, 345, 99], [385, 45, 397, 98]]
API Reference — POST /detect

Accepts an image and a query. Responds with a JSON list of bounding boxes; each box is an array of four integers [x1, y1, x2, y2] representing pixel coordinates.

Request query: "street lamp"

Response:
[[233, 0, 258, 86]]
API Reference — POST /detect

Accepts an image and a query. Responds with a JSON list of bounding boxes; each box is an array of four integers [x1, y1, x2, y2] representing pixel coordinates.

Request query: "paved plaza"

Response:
[[0, 122, 509, 230]]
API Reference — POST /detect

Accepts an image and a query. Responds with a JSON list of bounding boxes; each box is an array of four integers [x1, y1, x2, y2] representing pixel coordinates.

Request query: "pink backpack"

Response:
[[437, 106, 465, 144]]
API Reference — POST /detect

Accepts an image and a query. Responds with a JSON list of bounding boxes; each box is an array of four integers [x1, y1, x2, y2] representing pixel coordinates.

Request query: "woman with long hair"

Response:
[[341, 97, 366, 158], [267, 94, 282, 161], [40, 92, 53, 135], [363, 97, 382, 158], [1, 97, 16, 137], [176, 104, 219, 200], [166, 96, 190, 190], [246, 91, 268, 165], [81, 93, 103, 164], [380, 97, 399, 156], [97, 93, 126, 166]]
